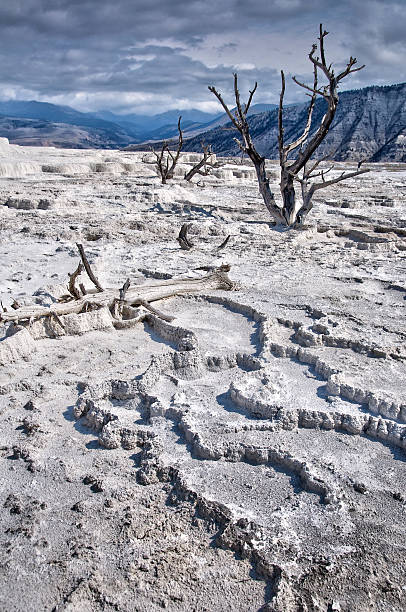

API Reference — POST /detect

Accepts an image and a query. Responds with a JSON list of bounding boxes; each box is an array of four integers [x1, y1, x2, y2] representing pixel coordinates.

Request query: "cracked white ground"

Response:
[[0, 139, 406, 611]]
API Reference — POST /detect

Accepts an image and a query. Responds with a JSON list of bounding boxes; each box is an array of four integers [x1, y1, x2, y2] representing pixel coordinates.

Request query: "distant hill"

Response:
[[0, 101, 223, 146], [0, 115, 135, 149], [91, 108, 220, 140], [0, 100, 138, 137], [182, 83, 406, 162]]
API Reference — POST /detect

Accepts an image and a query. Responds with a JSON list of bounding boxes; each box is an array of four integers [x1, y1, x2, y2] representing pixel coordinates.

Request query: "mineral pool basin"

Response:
[[161, 295, 260, 356]]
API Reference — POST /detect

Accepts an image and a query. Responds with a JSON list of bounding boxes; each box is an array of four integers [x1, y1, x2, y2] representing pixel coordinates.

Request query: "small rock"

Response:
[[82, 475, 95, 485], [91, 480, 104, 493], [71, 501, 86, 513], [23, 399, 39, 411], [353, 482, 367, 494]]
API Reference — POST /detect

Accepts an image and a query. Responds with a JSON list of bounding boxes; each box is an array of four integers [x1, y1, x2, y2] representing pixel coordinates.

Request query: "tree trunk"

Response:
[[253, 158, 285, 225], [280, 170, 296, 226]]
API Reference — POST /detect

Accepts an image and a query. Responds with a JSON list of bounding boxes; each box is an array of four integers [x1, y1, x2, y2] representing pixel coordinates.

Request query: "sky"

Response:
[[0, 0, 404, 116]]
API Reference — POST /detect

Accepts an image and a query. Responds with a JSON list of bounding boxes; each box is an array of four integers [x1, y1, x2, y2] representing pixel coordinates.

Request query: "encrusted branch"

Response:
[[68, 262, 84, 299], [0, 267, 236, 325], [77, 243, 103, 292], [137, 299, 175, 322]]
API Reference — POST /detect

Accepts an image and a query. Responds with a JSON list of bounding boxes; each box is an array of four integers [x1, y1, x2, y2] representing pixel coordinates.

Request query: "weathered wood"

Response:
[[177, 223, 194, 250], [217, 235, 231, 250], [119, 278, 131, 301], [137, 299, 175, 322], [184, 143, 218, 182], [77, 243, 103, 292], [0, 267, 235, 324], [68, 262, 84, 299], [209, 76, 285, 225]]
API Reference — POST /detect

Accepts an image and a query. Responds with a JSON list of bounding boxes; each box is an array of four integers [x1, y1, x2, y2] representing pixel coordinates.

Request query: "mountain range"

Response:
[[0, 83, 404, 161], [0, 101, 276, 149], [182, 83, 406, 162]]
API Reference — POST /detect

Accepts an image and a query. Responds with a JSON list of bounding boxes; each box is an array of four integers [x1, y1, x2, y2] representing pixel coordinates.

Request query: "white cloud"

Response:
[[0, 0, 403, 114]]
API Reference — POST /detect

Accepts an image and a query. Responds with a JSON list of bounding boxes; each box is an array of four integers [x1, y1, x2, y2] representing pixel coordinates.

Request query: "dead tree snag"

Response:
[[209, 76, 285, 225], [209, 24, 370, 227], [184, 143, 219, 182], [149, 117, 183, 184], [177, 224, 194, 250]]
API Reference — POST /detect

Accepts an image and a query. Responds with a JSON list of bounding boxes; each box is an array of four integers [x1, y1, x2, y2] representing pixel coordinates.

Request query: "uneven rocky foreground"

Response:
[[0, 139, 405, 611]]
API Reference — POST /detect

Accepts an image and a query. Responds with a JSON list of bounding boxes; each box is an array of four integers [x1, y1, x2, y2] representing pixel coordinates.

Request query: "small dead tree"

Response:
[[209, 24, 370, 227], [150, 116, 183, 184], [184, 143, 218, 182]]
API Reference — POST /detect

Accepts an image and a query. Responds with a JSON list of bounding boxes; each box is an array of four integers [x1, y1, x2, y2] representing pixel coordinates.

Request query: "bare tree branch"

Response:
[[184, 143, 218, 182], [76, 243, 103, 292], [177, 223, 194, 251], [278, 70, 286, 167], [217, 235, 231, 250], [119, 278, 131, 302], [245, 82, 258, 115], [68, 262, 84, 300], [309, 167, 370, 193], [208, 86, 241, 130]]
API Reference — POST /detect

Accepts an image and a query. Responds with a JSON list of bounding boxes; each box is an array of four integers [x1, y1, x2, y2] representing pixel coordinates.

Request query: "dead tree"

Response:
[[184, 143, 218, 182], [209, 25, 370, 227], [150, 116, 183, 184]]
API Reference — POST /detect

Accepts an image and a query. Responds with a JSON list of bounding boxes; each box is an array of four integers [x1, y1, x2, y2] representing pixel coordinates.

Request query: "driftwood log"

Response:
[[0, 259, 235, 326]]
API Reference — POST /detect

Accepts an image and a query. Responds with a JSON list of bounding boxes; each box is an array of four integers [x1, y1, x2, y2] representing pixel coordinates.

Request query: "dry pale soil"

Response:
[[0, 138, 406, 612]]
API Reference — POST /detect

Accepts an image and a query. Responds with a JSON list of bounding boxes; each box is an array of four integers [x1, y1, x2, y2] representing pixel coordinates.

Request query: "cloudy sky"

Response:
[[0, 0, 404, 115]]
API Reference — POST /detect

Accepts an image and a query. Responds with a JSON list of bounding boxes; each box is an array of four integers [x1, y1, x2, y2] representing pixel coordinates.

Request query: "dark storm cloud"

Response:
[[0, 0, 404, 113]]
